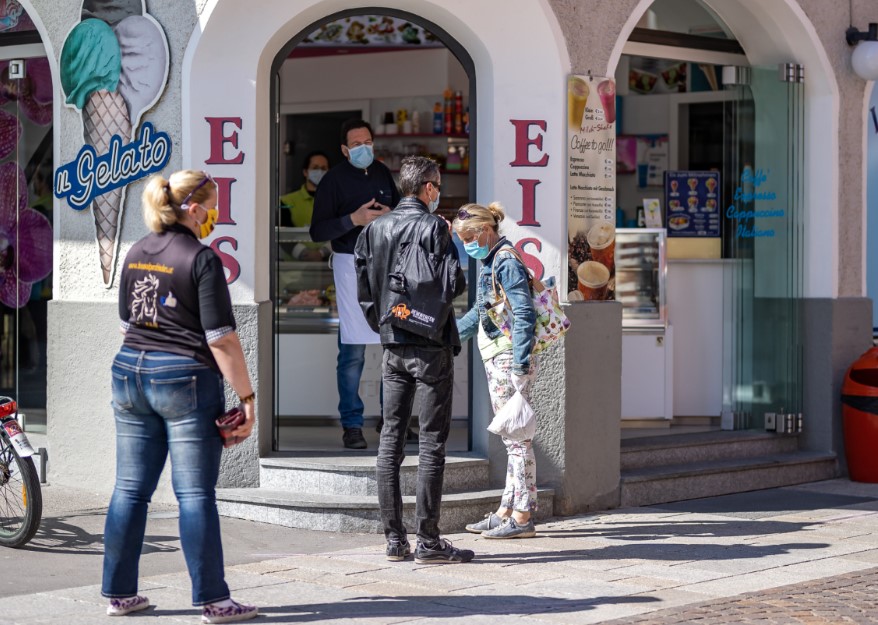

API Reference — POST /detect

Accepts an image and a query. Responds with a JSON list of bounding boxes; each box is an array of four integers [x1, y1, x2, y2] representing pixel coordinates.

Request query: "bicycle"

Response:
[[0, 396, 42, 548]]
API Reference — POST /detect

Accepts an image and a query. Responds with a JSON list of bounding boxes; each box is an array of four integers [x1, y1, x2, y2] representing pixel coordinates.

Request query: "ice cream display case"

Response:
[[615, 228, 666, 328], [275, 227, 338, 333]]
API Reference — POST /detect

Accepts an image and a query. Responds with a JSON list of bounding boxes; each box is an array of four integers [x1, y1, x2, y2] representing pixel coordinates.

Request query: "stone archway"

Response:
[[183, 0, 572, 484]]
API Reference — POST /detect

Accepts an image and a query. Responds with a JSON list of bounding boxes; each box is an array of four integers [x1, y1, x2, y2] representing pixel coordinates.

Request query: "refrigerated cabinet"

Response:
[[616, 228, 673, 420]]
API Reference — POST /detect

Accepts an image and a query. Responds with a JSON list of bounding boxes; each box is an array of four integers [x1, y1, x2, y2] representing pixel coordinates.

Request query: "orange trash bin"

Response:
[[842, 346, 878, 482]]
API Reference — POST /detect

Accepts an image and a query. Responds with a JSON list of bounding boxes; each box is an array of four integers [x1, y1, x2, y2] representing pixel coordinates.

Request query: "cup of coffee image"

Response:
[[597, 79, 616, 124], [577, 261, 610, 300], [568, 76, 590, 129], [586, 220, 616, 273]]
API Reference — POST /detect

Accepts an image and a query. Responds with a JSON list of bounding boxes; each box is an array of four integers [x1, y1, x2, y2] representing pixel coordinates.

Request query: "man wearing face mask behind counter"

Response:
[[311, 119, 400, 449], [280, 151, 332, 262]]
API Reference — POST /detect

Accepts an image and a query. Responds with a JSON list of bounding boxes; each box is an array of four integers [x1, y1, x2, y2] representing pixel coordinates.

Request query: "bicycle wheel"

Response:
[[0, 433, 42, 547]]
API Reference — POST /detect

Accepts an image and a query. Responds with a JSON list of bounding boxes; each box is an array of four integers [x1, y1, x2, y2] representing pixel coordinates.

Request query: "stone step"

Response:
[[216, 487, 555, 533], [620, 451, 838, 508], [259, 453, 490, 496], [621, 430, 799, 471]]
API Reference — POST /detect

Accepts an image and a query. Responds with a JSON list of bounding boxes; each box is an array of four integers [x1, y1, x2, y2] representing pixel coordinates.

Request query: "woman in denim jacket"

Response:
[[453, 202, 539, 539]]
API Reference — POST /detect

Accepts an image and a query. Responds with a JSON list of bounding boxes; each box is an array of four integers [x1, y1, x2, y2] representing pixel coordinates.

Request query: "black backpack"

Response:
[[378, 237, 455, 342]]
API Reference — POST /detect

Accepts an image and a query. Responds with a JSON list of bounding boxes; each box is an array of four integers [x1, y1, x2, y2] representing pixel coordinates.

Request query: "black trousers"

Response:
[[377, 344, 454, 544]]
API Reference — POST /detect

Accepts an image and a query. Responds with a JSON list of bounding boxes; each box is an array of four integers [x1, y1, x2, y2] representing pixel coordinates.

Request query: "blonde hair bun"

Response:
[[487, 201, 505, 224]]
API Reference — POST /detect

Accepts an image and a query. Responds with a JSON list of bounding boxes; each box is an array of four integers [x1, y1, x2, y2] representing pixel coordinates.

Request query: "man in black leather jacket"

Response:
[[354, 156, 472, 564]]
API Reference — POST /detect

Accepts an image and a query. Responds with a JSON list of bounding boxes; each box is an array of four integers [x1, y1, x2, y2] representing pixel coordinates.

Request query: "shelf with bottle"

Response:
[[375, 132, 469, 140]]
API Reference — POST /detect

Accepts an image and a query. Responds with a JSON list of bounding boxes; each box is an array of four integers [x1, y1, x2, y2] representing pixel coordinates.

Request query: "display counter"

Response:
[[275, 226, 470, 334], [273, 226, 471, 421], [617, 228, 673, 421]]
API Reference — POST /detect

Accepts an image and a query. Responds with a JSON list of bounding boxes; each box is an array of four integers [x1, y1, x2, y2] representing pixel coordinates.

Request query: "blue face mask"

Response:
[[464, 237, 490, 260], [347, 144, 374, 169]]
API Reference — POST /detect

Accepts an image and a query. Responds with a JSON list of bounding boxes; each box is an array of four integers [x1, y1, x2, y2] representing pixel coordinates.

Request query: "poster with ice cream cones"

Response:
[[566, 74, 616, 303], [55, 0, 170, 287]]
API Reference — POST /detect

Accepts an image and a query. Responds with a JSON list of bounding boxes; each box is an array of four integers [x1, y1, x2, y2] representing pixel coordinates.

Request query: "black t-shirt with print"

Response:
[[120, 224, 235, 371]]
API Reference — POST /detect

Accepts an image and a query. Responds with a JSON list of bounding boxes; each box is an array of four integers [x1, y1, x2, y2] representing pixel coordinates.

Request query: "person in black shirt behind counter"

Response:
[[310, 119, 399, 449]]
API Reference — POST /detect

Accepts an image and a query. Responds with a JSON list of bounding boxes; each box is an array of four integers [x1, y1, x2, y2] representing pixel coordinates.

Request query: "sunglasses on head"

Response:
[[180, 172, 215, 207], [457, 208, 474, 220]]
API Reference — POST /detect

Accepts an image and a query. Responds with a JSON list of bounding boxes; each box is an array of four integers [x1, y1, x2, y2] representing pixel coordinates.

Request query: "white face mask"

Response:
[[428, 191, 440, 213], [307, 169, 326, 186]]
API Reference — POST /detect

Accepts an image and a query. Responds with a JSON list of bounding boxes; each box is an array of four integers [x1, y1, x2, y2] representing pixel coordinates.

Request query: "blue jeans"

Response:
[[337, 334, 366, 429], [102, 347, 229, 606]]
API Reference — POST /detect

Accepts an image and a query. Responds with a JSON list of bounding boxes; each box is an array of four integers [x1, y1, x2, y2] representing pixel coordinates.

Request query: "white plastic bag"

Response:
[[487, 391, 536, 441]]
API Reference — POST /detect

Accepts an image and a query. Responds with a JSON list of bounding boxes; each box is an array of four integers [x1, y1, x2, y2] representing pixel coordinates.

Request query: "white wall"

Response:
[[185, 0, 569, 305]]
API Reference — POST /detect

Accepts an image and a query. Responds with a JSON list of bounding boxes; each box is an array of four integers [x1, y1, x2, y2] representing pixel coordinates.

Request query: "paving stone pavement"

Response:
[[600, 566, 878, 624], [5, 478, 878, 624]]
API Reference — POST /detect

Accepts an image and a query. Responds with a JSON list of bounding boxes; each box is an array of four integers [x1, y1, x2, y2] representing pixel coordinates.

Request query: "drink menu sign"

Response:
[[566, 74, 616, 302], [664, 171, 720, 238]]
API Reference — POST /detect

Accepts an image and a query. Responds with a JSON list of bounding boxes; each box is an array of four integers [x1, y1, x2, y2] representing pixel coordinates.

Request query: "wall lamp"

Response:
[[846, 23, 878, 81]]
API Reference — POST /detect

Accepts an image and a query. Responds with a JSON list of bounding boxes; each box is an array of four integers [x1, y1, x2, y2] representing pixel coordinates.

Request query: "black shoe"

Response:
[[343, 427, 367, 449], [414, 538, 474, 564], [386, 538, 412, 561]]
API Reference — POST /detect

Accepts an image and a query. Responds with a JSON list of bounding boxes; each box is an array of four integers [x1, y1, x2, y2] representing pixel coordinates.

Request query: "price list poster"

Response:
[[566, 74, 617, 302]]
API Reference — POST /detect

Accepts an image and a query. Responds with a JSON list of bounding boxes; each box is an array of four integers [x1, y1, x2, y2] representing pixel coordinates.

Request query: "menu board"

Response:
[[665, 171, 720, 238], [566, 74, 616, 302]]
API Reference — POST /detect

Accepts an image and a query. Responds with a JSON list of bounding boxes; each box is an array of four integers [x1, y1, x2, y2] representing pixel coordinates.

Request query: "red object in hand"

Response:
[[216, 405, 245, 448]]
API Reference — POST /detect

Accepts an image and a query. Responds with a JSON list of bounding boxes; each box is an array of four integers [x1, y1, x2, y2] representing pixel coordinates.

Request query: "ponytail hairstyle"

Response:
[[141, 170, 215, 233], [452, 201, 506, 238]]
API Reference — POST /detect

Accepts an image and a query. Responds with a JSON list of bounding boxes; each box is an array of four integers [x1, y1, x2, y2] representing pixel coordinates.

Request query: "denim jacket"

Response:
[[457, 238, 536, 374]]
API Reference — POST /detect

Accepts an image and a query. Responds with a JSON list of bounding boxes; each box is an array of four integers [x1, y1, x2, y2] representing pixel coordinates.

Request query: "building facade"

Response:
[[3, 0, 871, 513]]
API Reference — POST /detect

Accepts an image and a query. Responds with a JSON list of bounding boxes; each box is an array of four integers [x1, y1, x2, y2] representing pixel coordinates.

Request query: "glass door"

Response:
[[722, 64, 805, 430], [0, 55, 53, 434]]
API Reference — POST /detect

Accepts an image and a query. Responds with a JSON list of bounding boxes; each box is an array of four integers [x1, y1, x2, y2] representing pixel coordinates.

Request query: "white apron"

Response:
[[332, 253, 381, 345]]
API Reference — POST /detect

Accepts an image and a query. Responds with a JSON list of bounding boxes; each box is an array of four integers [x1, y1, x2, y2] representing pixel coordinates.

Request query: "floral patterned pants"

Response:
[[483, 351, 540, 513]]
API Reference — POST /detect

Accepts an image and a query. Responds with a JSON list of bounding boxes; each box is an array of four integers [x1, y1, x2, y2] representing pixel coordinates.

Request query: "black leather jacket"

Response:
[[355, 196, 467, 353]]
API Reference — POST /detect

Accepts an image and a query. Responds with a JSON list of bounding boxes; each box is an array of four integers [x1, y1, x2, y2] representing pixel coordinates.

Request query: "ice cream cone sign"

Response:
[[55, 1, 170, 287]]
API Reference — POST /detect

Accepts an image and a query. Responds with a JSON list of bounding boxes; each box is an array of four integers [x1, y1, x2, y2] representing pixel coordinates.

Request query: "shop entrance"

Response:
[[614, 1, 805, 436], [269, 11, 475, 452], [0, 6, 52, 438]]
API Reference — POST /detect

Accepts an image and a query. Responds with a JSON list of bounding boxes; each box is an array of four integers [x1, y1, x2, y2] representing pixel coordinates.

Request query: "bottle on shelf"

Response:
[[453, 90, 463, 134], [433, 102, 443, 134], [464, 106, 469, 135], [411, 109, 420, 134], [443, 88, 453, 135]]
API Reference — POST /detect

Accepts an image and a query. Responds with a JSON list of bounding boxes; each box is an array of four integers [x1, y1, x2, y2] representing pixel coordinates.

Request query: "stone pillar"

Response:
[[486, 302, 622, 514], [802, 297, 872, 474]]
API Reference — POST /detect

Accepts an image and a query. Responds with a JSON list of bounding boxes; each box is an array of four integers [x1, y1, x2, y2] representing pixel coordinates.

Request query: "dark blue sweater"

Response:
[[310, 159, 400, 254]]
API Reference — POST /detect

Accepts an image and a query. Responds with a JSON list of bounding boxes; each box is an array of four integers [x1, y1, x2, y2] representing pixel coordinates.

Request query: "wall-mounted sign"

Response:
[[665, 170, 720, 238], [300, 15, 443, 49], [54, 1, 170, 286], [566, 74, 616, 302]]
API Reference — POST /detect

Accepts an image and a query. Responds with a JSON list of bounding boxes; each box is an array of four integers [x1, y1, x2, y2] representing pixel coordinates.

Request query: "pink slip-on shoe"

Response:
[[106, 595, 149, 616], [202, 599, 258, 624]]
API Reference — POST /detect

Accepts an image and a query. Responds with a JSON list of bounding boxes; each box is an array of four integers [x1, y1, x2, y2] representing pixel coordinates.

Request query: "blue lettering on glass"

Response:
[[730, 168, 783, 238], [54, 122, 172, 210], [871, 105, 878, 134]]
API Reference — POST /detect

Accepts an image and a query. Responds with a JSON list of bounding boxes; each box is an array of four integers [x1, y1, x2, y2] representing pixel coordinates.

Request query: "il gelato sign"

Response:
[[54, 0, 170, 286]]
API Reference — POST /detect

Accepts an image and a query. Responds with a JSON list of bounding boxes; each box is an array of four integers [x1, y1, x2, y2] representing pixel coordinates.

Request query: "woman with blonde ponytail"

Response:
[[453, 201, 540, 539], [102, 170, 258, 623]]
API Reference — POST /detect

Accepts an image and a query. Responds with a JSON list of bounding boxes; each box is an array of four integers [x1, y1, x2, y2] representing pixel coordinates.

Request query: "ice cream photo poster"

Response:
[[58, 0, 169, 286]]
